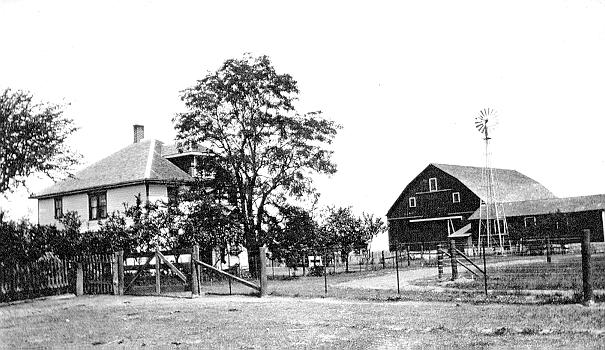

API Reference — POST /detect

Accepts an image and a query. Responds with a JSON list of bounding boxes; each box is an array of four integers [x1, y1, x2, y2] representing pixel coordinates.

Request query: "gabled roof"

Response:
[[432, 163, 556, 203], [31, 140, 193, 199], [468, 194, 605, 220]]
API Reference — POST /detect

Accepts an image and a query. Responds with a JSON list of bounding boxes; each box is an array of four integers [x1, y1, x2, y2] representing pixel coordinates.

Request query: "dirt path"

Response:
[[335, 258, 545, 291]]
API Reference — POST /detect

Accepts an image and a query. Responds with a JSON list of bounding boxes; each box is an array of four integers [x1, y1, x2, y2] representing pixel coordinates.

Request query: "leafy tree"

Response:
[[0, 88, 80, 195], [266, 205, 319, 270], [173, 54, 339, 268], [167, 180, 244, 264], [321, 207, 376, 272]]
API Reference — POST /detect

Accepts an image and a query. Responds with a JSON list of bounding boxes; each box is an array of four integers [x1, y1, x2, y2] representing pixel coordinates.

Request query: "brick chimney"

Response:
[[133, 125, 144, 143]]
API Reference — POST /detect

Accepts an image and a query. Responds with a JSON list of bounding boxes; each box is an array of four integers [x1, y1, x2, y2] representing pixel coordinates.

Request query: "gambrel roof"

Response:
[[387, 163, 556, 217], [31, 140, 193, 199], [469, 194, 605, 220], [432, 163, 556, 203]]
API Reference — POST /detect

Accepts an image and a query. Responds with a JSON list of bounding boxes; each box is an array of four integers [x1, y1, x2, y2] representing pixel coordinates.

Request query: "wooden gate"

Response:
[[79, 254, 114, 294]]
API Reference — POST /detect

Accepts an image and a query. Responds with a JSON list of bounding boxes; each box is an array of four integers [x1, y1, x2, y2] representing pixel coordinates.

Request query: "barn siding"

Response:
[[388, 165, 480, 249]]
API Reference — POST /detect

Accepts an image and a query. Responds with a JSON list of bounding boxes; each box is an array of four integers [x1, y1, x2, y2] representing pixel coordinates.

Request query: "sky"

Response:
[[1, 0, 605, 223]]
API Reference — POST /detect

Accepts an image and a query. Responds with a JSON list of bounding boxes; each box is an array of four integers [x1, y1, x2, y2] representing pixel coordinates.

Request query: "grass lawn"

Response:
[[1, 294, 605, 349]]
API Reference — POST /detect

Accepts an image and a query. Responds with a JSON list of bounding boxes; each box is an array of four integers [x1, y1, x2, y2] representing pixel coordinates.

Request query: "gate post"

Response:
[[449, 239, 458, 281], [259, 246, 268, 297], [581, 229, 594, 306], [76, 262, 84, 296], [192, 245, 200, 297], [112, 252, 119, 295], [117, 251, 124, 295]]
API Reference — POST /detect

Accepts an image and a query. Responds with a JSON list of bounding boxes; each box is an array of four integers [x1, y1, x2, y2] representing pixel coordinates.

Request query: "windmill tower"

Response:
[[475, 108, 509, 253]]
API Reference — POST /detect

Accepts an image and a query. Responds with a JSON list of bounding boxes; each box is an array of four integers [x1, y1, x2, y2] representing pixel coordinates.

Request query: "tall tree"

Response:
[[174, 54, 339, 266], [0, 88, 80, 195]]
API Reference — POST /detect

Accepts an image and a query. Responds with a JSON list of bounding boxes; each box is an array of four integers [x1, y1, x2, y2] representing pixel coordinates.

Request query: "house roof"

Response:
[[31, 140, 194, 199], [468, 194, 605, 220], [432, 163, 556, 203]]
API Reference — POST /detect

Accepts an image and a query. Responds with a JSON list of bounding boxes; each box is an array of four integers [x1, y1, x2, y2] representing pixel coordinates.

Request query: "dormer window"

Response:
[[452, 192, 460, 203], [409, 197, 417, 208], [429, 178, 438, 192]]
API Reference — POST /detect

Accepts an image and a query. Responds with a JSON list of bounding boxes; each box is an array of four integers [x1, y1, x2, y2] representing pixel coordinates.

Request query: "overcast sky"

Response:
[[1, 0, 605, 222]]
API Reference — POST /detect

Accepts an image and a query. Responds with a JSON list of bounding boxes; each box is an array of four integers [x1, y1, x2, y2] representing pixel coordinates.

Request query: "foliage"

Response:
[[0, 88, 80, 195], [321, 207, 381, 271], [173, 54, 340, 259], [266, 205, 319, 268], [166, 180, 244, 260]]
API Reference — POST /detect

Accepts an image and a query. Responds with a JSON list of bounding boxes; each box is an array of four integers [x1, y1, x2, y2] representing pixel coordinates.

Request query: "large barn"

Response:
[[386, 163, 556, 249]]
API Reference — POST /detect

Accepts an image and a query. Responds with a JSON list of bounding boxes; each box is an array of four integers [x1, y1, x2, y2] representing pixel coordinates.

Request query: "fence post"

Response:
[[192, 245, 200, 297], [76, 262, 84, 296], [117, 251, 124, 295], [259, 246, 268, 297], [381, 251, 385, 269], [449, 239, 458, 281], [437, 244, 443, 280], [324, 249, 328, 295], [112, 252, 119, 295], [155, 248, 161, 295], [406, 245, 411, 267], [581, 229, 594, 306], [546, 237, 552, 263], [395, 247, 400, 294]]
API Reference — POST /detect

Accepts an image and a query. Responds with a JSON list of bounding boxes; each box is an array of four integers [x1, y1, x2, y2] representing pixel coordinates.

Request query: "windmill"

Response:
[[475, 108, 509, 253]]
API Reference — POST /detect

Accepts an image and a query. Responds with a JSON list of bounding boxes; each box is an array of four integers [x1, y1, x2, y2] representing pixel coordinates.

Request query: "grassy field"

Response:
[[1, 293, 605, 349], [445, 254, 605, 292]]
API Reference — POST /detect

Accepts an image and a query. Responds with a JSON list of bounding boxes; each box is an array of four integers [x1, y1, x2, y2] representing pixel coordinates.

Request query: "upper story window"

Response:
[[89, 192, 107, 220], [54, 197, 63, 219], [452, 192, 460, 203], [409, 197, 417, 208], [429, 177, 438, 192], [524, 216, 536, 227]]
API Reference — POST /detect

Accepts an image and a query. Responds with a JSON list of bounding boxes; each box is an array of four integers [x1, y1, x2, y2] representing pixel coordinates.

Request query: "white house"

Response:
[[31, 125, 206, 231]]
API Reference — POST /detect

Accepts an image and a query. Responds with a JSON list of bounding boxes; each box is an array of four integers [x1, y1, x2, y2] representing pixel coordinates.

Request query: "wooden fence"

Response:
[[0, 259, 70, 302], [77, 254, 114, 295]]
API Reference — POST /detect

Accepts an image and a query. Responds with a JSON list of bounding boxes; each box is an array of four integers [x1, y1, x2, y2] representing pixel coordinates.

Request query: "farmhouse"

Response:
[[386, 163, 556, 249], [30, 125, 208, 231]]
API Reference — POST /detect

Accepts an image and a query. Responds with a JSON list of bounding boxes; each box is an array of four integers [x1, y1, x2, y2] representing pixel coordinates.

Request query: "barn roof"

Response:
[[432, 163, 556, 203], [468, 194, 605, 220], [31, 140, 193, 199]]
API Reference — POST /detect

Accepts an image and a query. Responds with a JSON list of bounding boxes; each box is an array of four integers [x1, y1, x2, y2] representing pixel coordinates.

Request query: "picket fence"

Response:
[[0, 259, 70, 302]]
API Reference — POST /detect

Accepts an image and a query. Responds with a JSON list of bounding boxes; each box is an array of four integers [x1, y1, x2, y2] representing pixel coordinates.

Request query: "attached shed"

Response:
[[468, 194, 605, 243]]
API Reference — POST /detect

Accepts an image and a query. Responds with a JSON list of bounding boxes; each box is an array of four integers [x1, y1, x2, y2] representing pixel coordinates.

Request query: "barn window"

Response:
[[429, 178, 438, 192], [452, 192, 460, 203], [54, 197, 63, 219], [89, 192, 107, 220], [524, 216, 536, 227], [409, 197, 417, 208]]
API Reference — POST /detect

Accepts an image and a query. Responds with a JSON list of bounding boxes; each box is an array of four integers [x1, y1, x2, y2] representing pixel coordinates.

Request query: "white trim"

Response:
[[387, 216, 423, 221], [163, 151, 209, 159], [409, 215, 463, 223], [416, 188, 451, 195], [524, 216, 536, 227], [409, 197, 416, 208], [452, 192, 460, 203], [145, 139, 155, 178], [429, 177, 438, 192]]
